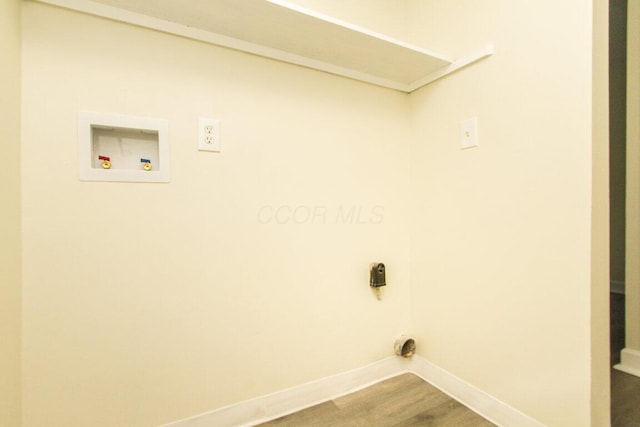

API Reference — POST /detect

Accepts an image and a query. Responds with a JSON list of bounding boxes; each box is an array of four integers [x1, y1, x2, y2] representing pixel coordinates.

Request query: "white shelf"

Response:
[[36, 0, 493, 92]]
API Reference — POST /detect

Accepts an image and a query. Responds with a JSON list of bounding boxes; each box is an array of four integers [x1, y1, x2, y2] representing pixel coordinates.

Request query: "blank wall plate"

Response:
[[460, 117, 478, 149]]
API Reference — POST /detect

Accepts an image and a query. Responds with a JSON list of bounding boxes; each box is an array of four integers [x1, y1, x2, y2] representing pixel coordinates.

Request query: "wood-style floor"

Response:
[[610, 292, 640, 427], [256, 373, 495, 427], [612, 368, 640, 427]]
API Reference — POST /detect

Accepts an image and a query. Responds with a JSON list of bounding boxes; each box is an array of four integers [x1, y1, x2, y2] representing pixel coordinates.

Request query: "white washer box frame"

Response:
[[78, 111, 170, 183]]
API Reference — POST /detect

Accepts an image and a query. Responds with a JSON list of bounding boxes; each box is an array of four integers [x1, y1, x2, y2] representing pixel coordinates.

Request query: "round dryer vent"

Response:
[[394, 335, 416, 358]]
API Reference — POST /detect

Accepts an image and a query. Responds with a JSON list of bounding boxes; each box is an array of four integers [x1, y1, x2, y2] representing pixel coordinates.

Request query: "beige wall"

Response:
[[627, 0, 640, 351], [592, 0, 611, 425], [0, 0, 22, 426], [407, 1, 607, 426], [21, 3, 411, 426], [20, 1, 610, 426]]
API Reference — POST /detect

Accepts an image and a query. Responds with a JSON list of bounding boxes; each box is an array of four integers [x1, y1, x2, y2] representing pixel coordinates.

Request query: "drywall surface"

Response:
[[287, 0, 408, 40], [591, 1, 611, 425], [20, 3, 411, 426], [408, 1, 604, 426], [0, 0, 22, 426]]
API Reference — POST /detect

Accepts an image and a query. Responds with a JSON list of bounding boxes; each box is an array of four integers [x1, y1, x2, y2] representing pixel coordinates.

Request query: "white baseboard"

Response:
[[408, 357, 545, 427], [161, 355, 544, 427], [160, 357, 411, 427], [614, 348, 640, 378]]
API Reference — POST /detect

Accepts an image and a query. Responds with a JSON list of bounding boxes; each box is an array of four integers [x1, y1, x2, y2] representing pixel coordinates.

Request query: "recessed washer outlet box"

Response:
[[78, 111, 169, 183]]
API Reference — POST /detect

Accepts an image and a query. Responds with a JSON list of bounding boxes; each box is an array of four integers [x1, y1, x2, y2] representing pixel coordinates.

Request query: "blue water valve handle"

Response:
[[140, 158, 152, 171]]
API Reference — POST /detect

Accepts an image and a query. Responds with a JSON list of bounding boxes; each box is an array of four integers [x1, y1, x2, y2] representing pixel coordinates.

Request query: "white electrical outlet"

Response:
[[199, 117, 221, 152]]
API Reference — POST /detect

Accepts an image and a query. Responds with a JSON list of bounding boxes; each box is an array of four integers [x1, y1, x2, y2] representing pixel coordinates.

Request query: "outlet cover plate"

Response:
[[199, 117, 221, 152]]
